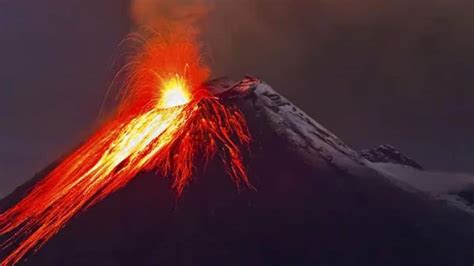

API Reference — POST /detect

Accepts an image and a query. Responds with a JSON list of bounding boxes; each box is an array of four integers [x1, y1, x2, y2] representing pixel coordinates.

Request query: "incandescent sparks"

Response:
[[0, 34, 251, 266]]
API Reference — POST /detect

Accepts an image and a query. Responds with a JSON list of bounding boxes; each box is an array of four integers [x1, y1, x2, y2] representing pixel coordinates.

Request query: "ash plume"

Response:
[[130, 0, 209, 34]]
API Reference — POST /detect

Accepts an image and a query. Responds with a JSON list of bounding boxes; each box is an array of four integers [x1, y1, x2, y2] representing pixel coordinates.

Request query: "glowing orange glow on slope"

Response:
[[0, 34, 251, 266]]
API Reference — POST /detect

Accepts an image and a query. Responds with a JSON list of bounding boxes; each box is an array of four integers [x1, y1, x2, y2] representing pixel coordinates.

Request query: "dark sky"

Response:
[[1, 0, 474, 197]]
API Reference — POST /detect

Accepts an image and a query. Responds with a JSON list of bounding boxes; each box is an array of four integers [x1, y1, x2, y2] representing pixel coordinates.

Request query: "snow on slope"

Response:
[[241, 77, 369, 176], [236, 76, 474, 215], [370, 162, 474, 214], [232, 77, 474, 217]]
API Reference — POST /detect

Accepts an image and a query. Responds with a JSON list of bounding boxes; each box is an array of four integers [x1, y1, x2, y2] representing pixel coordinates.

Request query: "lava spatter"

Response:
[[0, 33, 251, 266]]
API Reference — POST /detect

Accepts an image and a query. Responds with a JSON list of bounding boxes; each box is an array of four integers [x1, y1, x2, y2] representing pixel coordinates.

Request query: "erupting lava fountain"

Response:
[[0, 32, 252, 266]]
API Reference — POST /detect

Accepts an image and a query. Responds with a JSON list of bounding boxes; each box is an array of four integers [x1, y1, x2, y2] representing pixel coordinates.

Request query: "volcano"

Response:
[[1, 76, 474, 266]]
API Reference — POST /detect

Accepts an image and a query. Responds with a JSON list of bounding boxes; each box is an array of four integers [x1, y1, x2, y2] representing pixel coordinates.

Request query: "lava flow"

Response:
[[0, 33, 251, 266]]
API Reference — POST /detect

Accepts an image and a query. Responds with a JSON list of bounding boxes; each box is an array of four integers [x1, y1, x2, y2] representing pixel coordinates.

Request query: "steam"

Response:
[[130, 0, 209, 33]]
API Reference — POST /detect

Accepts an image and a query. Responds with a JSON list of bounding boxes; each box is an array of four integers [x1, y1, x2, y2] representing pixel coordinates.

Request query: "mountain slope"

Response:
[[1, 77, 474, 266], [370, 162, 474, 213]]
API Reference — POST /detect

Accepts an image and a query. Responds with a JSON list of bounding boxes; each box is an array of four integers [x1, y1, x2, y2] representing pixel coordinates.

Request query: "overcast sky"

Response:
[[1, 0, 474, 197]]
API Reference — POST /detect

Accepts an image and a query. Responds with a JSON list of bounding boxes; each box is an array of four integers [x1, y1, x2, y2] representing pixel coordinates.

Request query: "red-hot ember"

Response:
[[0, 33, 251, 266]]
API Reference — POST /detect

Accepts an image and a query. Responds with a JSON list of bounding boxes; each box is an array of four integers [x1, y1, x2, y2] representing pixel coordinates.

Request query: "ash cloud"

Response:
[[201, 0, 474, 172], [130, 0, 209, 33]]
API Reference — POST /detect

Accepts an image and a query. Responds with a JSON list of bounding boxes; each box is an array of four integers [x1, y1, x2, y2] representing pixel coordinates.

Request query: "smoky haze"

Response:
[[1, 0, 474, 197], [203, 0, 474, 174]]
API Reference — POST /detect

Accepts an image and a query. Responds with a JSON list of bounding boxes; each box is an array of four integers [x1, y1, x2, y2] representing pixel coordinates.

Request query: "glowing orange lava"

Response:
[[159, 75, 191, 108], [0, 34, 251, 266]]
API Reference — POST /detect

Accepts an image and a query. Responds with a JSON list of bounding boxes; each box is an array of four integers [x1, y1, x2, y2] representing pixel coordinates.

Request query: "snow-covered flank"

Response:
[[370, 162, 474, 213], [245, 77, 369, 175], [233, 76, 474, 216], [234, 76, 474, 213]]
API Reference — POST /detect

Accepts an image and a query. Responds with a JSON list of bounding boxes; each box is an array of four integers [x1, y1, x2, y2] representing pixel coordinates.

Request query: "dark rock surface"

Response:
[[1, 77, 474, 266], [360, 144, 423, 169]]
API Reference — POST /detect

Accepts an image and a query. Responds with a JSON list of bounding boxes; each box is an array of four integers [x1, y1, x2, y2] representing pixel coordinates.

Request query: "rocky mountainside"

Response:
[[360, 144, 423, 169], [1, 77, 474, 266]]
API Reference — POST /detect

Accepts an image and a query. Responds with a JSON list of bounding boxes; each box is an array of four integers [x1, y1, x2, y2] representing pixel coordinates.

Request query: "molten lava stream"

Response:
[[0, 36, 251, 266]]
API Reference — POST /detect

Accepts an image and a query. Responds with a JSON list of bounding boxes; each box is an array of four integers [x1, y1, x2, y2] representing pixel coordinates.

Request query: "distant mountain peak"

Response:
[[360, 144, 423, 170]]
